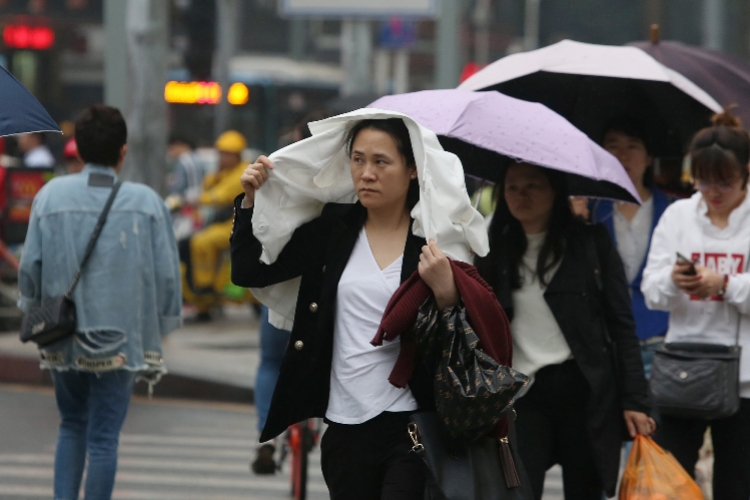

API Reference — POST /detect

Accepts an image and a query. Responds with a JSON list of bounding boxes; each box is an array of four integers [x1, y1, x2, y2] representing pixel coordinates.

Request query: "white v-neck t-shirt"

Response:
[[325, 228, 418, 424]]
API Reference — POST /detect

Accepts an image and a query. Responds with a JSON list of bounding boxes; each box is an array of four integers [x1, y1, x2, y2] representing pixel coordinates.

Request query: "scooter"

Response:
[[167, 194, 257, 319]]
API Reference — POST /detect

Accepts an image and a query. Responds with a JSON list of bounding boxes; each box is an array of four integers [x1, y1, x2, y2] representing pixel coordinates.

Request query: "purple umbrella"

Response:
[[369, 89, 640, 204], [629, 39, 750, 127]]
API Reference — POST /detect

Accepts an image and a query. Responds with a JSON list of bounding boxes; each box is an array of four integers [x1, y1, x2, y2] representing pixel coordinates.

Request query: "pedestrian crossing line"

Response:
[[0, 485, 50, 497], [119, 434, 255, 448], [114, 443, 324, 466], [0, 454, 251, 474], [0, 484, 286, 500], [0, 466, 328, 493], [168, 426, 255, 438], [112, 489, 257, 500], [116, 444, 252, 458]]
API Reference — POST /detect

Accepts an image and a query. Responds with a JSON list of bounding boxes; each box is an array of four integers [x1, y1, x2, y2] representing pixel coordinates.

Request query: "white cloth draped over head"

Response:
[[250, 108, 489, 330]]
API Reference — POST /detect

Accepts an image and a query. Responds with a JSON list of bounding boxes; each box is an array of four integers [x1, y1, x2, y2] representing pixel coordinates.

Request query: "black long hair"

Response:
[[477, 164, 580, 290]]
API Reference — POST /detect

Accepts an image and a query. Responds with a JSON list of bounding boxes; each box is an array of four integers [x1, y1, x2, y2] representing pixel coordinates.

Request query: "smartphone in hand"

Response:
[[676, 252, 697, 276]]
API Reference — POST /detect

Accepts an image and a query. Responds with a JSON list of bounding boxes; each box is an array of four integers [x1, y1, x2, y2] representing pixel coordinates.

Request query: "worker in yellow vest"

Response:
[[180, 130, 248, 319]]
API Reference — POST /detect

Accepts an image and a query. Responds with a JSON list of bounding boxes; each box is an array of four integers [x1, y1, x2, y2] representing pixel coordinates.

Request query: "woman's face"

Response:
[[694, 172, 747, 215], [603, 130, 652, 186], [350, 128, 415, 211], [504, 163, 555, 233]]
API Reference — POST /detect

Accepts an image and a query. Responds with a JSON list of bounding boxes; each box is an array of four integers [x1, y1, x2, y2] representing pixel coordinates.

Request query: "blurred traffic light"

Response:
[[3, 23, 55, 51], [184, 0, 216, 81]]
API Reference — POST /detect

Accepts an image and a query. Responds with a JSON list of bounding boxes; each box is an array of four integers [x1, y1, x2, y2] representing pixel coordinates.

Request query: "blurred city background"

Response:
[[0, 1, 747, 499], [0, 0, 748, 191]]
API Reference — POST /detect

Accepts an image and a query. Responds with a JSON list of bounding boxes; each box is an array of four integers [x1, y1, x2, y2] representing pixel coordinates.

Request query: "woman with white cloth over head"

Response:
[[230, 113, 492, 499], [641, 109, 750, 499]]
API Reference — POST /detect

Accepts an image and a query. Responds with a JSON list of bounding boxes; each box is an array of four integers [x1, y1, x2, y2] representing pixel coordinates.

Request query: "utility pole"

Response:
[[524, 0, 541, 51], [435, 0, 462, 89], [374, 49, 391, 95], [123, 0, 169, 194], [702, 0, 725, 51], [393, 49, 409, 94], [214, 0, 240, 139], [290, 18, 307, 61], [104, 0, 127, 112], [341, 19, 373, 96], [472, 0, 491, 65]]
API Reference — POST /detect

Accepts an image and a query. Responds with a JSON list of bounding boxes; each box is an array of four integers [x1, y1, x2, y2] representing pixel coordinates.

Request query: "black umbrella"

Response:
[[459, 39, 722, 158]]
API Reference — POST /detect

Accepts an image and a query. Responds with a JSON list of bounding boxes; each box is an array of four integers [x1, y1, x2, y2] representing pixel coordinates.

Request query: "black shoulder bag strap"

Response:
[[64, 181, 122, 299]]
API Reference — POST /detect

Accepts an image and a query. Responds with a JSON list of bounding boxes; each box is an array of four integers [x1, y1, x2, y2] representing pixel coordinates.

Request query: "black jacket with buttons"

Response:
[[230, 195, 433, 442], [476, 223, 651, 496]]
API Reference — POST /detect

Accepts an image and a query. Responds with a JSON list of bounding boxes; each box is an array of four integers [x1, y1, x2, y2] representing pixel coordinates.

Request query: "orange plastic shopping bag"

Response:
[[619, 435, 703, 500]]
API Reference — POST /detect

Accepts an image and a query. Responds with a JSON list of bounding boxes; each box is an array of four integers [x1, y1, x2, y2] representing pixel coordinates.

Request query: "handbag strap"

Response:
[[735, 313, 742, 347], [65, 181, 122, 298]]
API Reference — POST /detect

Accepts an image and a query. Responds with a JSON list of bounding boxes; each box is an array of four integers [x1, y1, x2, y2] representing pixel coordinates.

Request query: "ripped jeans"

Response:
[[51, 369, 136, 500]]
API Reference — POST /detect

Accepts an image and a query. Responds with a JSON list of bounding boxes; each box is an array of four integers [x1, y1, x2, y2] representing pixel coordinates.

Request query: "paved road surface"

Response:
[[0, 384, 564, 499]]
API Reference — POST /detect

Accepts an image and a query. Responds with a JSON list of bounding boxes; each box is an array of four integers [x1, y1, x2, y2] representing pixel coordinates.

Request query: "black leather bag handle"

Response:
[[65, 181, 121, 298]]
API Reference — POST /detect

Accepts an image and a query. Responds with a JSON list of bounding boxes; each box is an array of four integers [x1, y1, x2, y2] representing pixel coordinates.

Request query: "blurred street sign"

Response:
[[280, 0, 437, 18], [164, 81, 249, 106], [379, 18, 416, 49], [165, 81, 222, 105]]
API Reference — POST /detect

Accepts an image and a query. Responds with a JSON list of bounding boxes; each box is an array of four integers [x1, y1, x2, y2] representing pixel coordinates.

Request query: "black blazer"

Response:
[[230, 196, 432, 442], [477, 223, 651, 496]]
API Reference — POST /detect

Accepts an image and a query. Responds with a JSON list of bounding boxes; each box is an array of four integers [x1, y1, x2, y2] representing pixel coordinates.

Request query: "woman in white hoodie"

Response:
[[641, 110, 750, 500]]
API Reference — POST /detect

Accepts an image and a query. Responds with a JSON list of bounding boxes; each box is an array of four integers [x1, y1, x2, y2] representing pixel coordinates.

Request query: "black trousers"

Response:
[[320, 411, 425, 500], [514, 360, 602, 500], [655, 398, 750, 500]]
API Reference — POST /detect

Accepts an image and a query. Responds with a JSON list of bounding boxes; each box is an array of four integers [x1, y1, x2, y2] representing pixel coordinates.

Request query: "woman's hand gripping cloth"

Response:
[[371, 260, 513, 437], [249, 108, 489, 330]]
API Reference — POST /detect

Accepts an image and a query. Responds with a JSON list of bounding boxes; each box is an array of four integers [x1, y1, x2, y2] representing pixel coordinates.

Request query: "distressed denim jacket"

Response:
[[18, 165, 182, 374]]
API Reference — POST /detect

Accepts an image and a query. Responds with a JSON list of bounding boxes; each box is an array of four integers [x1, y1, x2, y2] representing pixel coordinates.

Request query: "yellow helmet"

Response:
[[214, 130, 247, 154]]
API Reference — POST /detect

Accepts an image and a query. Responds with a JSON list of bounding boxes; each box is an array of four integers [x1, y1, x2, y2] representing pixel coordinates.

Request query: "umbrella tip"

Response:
[[650, 24, 660, 45]]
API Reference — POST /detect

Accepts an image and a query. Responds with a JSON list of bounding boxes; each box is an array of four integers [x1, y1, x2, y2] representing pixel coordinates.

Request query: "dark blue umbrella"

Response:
[[0, 64, 60, 137]]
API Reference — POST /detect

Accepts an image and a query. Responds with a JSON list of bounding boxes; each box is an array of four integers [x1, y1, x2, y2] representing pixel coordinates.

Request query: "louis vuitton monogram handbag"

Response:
[[409, 298, 532, 499]]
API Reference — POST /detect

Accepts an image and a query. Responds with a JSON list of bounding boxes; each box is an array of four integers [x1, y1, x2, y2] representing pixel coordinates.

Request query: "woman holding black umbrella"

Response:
[[476, 162, 654, 499]]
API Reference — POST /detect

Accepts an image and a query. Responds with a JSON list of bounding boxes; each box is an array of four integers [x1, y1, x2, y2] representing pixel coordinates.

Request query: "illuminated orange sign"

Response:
[[164, 81, 221, 105], [164, 81, 249, 106], [227, 82, 249, 105]]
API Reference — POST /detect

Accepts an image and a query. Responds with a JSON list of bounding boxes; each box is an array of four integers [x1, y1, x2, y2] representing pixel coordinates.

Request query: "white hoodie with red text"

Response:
[[642, 191, 750, 398]]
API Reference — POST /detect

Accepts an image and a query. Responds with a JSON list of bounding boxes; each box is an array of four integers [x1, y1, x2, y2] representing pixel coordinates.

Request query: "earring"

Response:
[[411, 175, 416, 179]]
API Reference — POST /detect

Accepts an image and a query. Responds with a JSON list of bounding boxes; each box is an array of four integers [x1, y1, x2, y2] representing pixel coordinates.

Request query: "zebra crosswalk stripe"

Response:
[[0, 424, 560, 500], [0, 427, 329, 500]]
